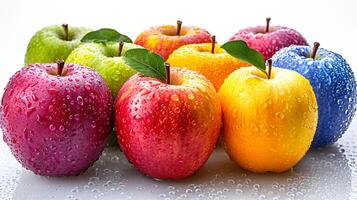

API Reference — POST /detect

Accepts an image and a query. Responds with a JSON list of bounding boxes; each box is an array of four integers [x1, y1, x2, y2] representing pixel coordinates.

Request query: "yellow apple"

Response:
[[219, 66, 318, 173]]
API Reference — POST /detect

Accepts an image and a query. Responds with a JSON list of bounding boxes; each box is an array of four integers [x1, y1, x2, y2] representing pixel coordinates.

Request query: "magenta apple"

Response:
[[229, 18, 308, 60], [0, 61, 113, 176], [115, 67, 221, 180]]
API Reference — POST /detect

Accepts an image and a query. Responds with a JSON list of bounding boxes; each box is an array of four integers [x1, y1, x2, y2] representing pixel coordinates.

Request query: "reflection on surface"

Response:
[[11, 143, 351, 200]]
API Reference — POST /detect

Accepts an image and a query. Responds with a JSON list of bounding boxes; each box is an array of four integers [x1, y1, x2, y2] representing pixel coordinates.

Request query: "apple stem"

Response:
[[267, 59, 272, 79], [62, 23, 69, 41], [177, 20, 182, 36], [118, 41, 124, 57], [265, 17, 271, 33], [211, 35, 216, 54], [165, 63, 170, 84], [311, 42, 320, 60], [57, 60, 65, 76]]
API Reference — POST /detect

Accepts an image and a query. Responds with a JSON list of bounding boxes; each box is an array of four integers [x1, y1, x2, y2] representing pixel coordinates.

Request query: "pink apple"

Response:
[[0, 61, 113, 176], [115, 67, 221, 180], [229, 18, 308, 60]]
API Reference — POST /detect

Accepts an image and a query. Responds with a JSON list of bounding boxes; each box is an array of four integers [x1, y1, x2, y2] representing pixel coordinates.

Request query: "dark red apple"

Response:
[[115, 67, 221, 180], [0, 61, 113, 176]]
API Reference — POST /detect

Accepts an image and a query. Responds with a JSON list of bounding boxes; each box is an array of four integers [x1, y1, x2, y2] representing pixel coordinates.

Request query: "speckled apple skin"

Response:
[[0, 63, 113, 176], [272, 45, 357, 147], [135, 25, 212, 60], [229, 26, 308, 60], [115, 68, 221, 179]]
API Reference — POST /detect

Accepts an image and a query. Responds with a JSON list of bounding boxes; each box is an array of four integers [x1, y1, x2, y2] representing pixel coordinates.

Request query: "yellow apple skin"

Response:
[[219, 66, 318, 173], [167, 43, 249, 91]]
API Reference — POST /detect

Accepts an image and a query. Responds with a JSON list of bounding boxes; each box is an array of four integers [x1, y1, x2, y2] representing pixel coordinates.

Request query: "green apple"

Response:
[[25, 24, 91, 65], [66, 42, 142, 96]]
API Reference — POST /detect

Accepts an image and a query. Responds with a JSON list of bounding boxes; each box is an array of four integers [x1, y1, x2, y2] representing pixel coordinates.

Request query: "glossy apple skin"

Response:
[[229, 26, 307, 60], [25, 25, 91, 65], [219, 67, 317, 173], [115, 68, 221, 179], [0, 63, 113, 176], [135, 25, 212, 60], [272, 45, 357, 147], [167, 43, 249, 90]]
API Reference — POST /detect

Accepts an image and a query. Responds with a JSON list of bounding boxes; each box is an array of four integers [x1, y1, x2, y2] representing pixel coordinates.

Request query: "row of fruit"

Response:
[[0, 19, 356, 180]]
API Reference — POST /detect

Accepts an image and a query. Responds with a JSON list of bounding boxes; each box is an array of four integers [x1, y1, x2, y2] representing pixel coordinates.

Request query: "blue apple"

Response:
[[271, 43, 357, 147]]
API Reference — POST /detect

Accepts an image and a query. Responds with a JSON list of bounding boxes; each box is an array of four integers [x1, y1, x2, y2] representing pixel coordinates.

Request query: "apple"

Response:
[[0, 61, 113, 176], [25, 24, 91, 65], [167, 36, 249, 90], [229, 18, 308, 60], [271, 42, 357, 147], [135, 20, 212, 60], [115, 49, 221, 179], [220, 40, 318, 172], [66, 41, 142, 96]]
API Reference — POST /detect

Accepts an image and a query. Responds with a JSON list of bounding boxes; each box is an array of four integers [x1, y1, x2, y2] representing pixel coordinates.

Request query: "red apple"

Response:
[[135, 20, 212, 60], [0, 61, 113, 176], [115, 67, 221, 179], [229, 18, 308, 60]]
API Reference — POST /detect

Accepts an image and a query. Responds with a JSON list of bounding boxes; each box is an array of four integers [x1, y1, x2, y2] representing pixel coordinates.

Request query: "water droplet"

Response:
[[77, 96, 84, 106], [49, 124, 56, 131], [275, 112, 284, 119], [59, 125, 65, 131], [279, 88, 285, 95], [337, 99, 343, 105], [84, 83, 91, 91], [74, 114, 80, 121], [171, 94, 179, 101], [187, 93, 195, 100], [48, 105, 54, 112], [48, 88, 58, 95]]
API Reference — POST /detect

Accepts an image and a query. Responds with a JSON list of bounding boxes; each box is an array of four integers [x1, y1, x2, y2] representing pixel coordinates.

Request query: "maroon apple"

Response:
[[229, 18, 308, 60], [116, 49, 222, 179], [0, 61, 113, 176]]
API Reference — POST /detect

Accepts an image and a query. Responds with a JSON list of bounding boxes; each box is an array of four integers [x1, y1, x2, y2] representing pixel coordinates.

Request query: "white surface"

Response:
[[1, 0, 357, 199]]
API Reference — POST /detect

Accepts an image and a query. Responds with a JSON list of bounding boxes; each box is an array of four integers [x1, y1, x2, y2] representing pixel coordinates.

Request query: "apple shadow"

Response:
[[11, 144, 351, 200]]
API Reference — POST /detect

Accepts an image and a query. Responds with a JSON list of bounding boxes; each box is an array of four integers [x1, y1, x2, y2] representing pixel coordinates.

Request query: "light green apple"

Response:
[[66, 41, 142, 146], [25, 24, 91, 65], [66, 42, 142, 96]]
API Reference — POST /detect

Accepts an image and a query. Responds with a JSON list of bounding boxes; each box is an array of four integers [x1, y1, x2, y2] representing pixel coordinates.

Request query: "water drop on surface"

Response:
[[171, 94, 179, 101], [48, 88, 58, 95], [49, 124, 56, 131], [275, 112, 284, 120]]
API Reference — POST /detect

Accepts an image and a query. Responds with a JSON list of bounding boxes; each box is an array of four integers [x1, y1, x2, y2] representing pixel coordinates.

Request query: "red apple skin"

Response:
[[135, 25, 212, 60], [0, 63, 113, 176], [115, 68, 221, 179], [229, 26, 308, 60]]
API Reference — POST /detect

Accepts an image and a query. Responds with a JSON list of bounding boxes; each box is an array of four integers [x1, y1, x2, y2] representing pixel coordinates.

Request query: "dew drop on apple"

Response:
[[250, 123, 258, 132], [171, 94, 179, 101], [187, 93, 195, 100], [77, 96, 84, 106], [59, 125, 65, 131], [275, 112, 285, 120], [49, 124, 56, 131], [74, 114, 80, 121], [337, 99, 343, 105], [279, 88, 285, 96], [48, 105, 54, 112], [47, 88, 58, 95]]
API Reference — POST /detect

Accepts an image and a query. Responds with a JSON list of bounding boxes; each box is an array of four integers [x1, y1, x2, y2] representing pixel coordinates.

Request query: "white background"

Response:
[[1, 0, 357, 199]]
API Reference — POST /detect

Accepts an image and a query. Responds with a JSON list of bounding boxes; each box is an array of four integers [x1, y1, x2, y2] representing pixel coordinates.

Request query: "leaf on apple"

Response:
[[123, 48, 167, 82], [81, 28, 133, 43], [221, 40, 266, 73]]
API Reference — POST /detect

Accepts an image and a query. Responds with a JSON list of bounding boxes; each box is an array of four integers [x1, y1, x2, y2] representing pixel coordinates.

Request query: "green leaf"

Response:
[[221, 40, 266, 73], [123, 48, 167, 81], [81, 28, 132, 43]]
